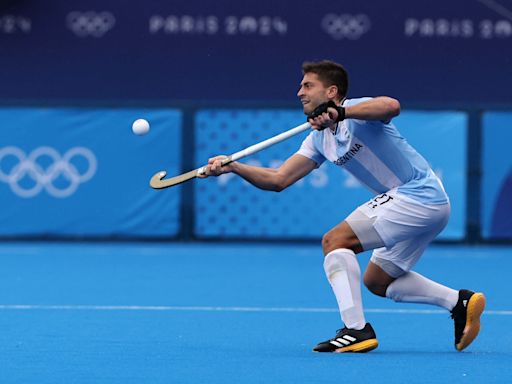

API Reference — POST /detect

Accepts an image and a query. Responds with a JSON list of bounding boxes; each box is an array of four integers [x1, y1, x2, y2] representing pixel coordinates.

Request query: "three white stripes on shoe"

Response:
[[330, 335, 357, 347]]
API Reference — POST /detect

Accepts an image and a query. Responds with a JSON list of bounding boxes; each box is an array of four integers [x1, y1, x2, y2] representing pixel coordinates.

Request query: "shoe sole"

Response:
[[335, 339, 379, 353], [456, 292, 486, 351]]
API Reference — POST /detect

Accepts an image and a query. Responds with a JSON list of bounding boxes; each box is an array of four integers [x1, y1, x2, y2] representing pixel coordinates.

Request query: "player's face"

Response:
[[297, 73, 331, 115]]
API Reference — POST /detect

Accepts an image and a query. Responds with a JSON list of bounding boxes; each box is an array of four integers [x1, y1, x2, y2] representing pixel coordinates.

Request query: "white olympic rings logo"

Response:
[[321, 14, 371, 40], [66, 11, 116, 37], [0, 146, 97, 198]]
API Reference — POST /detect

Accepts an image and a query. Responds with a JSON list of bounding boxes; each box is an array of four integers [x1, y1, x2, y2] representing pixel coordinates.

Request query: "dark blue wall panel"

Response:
[[0, 0, 510, 105]]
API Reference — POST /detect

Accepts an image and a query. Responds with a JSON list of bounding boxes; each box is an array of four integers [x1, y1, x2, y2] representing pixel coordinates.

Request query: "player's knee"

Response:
[[363, 275, 388, 297], [322, 230, 348, 255], [322, 231, 345, 256]]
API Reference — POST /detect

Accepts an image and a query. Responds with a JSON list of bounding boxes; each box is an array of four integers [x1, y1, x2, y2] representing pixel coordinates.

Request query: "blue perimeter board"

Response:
[[194, 109, 466, 239]]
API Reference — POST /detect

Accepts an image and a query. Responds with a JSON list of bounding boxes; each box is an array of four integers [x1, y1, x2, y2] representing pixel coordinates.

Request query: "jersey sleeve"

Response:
[[343, 97, 374, 125], [344, 97, 390, 126], [296, 132, 326, 167], [344, 97, 373, 107]]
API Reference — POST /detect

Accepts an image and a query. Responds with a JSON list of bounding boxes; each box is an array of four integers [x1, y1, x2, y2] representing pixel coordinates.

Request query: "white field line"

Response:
[[0, 304, 509, 315]]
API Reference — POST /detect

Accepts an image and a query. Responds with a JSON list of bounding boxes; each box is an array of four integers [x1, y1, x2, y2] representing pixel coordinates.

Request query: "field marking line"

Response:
[[0, 304, 509, 315]]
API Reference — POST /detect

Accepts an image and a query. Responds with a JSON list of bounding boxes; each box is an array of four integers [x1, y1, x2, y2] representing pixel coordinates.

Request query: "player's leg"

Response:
[[313, 217, 379, 353], [373, 235, 486, 351], [365, 236, 459, 310], [361, 196, 485, 351]]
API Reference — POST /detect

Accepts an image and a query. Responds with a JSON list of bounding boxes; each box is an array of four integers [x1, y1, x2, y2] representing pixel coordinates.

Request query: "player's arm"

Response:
[[201, 153, 317, 192], [344, 96, 400, 122], [309, 97, 401, 130]]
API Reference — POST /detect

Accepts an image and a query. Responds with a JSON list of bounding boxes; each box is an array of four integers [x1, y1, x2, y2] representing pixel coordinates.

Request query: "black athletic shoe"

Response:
[[451, 289, 486, 351], [313, 323, 378, 353]]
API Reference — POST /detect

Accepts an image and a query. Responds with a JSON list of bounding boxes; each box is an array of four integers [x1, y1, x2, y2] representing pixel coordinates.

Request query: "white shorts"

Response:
[[346, 189, 450, 276]]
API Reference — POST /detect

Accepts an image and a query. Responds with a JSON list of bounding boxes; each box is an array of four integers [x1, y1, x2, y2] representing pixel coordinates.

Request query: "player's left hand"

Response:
[[198, 155, 234, 178]]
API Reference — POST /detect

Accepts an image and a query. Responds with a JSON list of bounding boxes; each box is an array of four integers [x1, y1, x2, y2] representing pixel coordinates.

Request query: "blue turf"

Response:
[[0, 242, 510, 383]]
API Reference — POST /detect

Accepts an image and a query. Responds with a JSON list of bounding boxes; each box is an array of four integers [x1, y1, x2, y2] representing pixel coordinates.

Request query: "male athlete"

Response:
[[201, 60, 485, 353]]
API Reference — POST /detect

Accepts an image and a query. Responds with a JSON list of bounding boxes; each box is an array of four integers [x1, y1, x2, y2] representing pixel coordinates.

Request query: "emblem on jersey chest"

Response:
[[334, 122, 351, 147]]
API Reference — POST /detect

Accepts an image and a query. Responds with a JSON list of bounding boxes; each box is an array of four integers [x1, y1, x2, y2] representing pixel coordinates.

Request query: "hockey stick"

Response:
[[149, 122, 310, 189]]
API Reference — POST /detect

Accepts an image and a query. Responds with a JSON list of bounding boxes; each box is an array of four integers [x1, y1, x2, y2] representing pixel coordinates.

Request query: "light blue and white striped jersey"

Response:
[[297, 97, 449, 205]]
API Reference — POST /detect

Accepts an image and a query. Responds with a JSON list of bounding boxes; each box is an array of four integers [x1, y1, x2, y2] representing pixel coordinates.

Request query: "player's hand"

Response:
[[307, 100, 345, 131], [308, 108, 339, 131], [198, 155, 235, 178]]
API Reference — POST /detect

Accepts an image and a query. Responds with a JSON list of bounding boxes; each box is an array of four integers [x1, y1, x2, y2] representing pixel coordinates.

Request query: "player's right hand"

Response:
[[199, 155, 235, 178], [307, 100, 345, 131], [308, 109, 338, 131]]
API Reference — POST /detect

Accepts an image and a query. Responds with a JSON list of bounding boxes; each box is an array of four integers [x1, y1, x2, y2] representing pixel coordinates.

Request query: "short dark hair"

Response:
[[302, 60, 349, 100]]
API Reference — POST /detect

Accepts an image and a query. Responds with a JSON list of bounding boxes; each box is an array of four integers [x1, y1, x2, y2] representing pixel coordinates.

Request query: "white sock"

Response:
[[324, 248, 366, 330], [386, 271, 459, 310]]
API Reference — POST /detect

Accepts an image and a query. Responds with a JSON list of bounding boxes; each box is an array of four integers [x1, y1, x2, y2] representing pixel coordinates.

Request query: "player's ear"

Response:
[[327, 85, 338, 99]]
